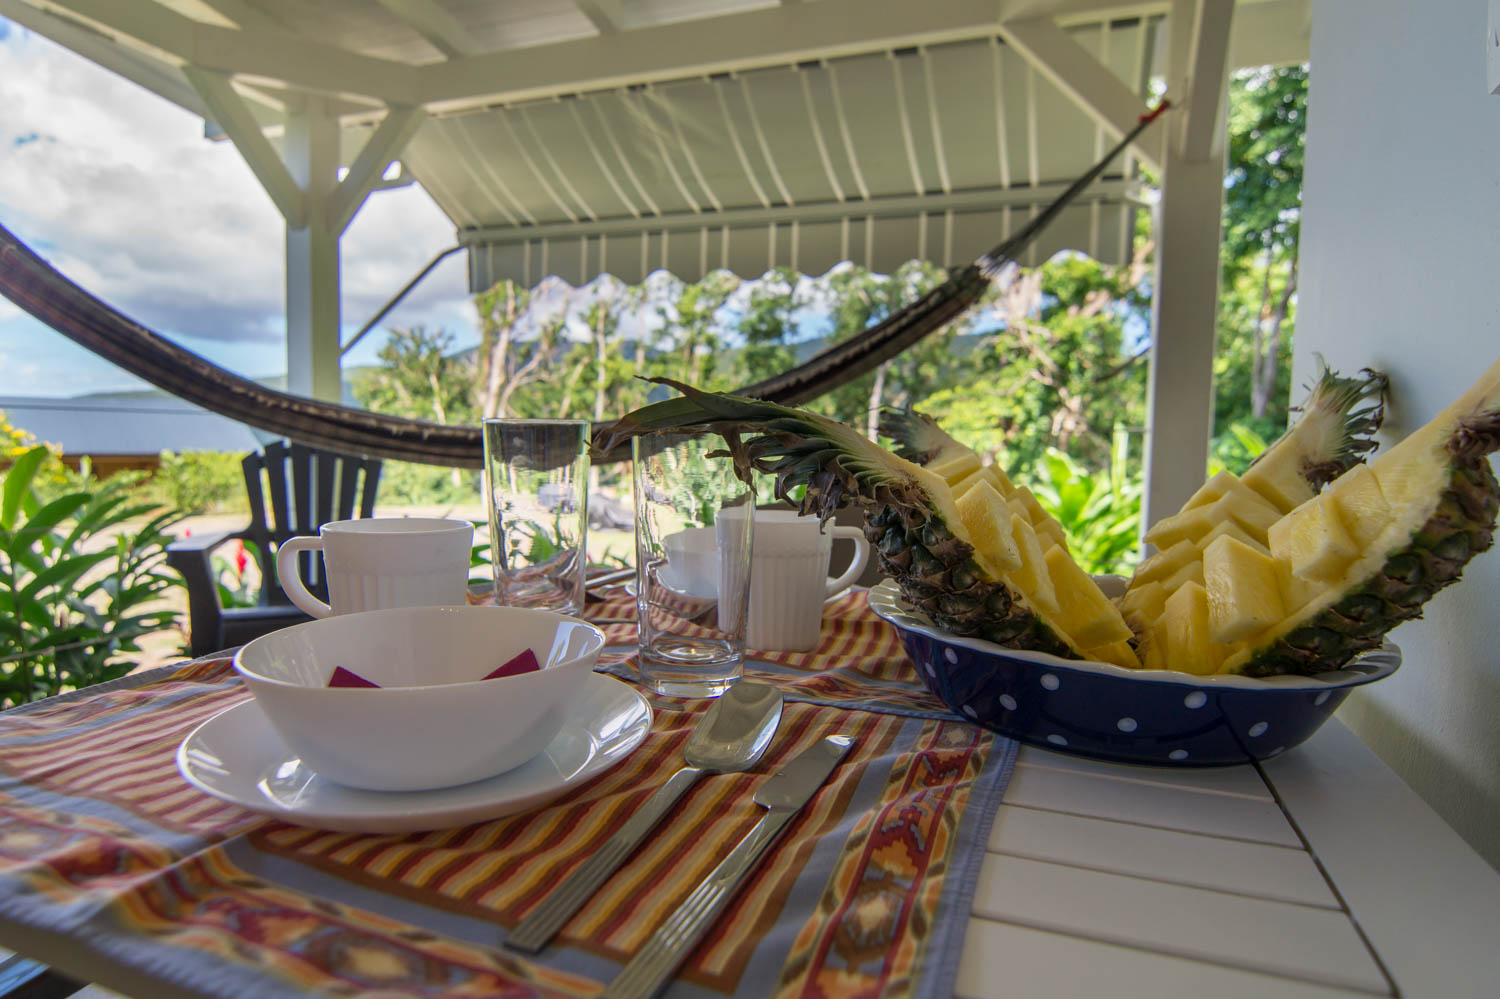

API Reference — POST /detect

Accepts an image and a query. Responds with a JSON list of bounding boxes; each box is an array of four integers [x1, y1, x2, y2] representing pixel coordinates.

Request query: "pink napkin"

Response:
[[327, 650, 540, 688]]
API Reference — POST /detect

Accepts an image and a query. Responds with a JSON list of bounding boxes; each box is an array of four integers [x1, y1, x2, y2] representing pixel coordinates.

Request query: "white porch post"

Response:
[[284, 97, 344, 402], [1141, 0, 1233, 534]]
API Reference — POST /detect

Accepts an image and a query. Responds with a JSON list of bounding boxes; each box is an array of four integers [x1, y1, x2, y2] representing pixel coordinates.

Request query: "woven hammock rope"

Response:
[[0, 110, 1162, 468]]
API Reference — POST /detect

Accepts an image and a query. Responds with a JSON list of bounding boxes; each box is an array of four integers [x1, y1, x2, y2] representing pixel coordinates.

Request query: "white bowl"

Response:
[[233, 605, 606, 791]]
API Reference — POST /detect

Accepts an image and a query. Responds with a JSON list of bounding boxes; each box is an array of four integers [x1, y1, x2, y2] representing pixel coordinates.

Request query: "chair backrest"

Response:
[[242, 441, 382, 605]]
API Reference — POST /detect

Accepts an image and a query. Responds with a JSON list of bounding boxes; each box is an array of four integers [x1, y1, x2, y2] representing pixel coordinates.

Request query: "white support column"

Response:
[[284, 96, 344, 402], [1141, 0, 1233, 536]]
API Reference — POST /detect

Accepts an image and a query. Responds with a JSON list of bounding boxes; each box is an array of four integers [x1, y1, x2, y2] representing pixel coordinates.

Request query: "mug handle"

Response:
[[275, 536, 332, 618], [824, 526, 872, 599]]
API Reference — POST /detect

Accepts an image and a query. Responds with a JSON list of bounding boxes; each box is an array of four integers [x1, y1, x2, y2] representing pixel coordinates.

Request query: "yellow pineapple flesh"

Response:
[[1323, 464, 1392, 550], [1131, 539, 1198, 586], [1203, 534, 1287, 644], [1005, 513, 1061, 619], [1159, 581, 1222, 675], [1268, 496, 1359, 583], [1042, 544, 1134, 649], [954, 479, 1024, 575]]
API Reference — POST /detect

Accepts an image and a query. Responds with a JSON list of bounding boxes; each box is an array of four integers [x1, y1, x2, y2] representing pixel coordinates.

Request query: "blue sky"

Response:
[[0, 16, 479, 398]]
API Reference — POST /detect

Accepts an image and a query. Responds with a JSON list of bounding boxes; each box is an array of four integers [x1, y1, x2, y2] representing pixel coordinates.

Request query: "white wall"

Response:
[[1299, 0, 1500, 870]]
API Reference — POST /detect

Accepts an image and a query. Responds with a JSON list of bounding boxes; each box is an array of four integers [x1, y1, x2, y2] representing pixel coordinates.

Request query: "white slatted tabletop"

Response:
[[958, 720, 1500, 998]]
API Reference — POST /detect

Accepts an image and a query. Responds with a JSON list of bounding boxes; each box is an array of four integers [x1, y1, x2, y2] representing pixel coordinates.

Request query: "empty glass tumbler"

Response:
[[483, 419, 591, 615], [632, 431, 754, 697]]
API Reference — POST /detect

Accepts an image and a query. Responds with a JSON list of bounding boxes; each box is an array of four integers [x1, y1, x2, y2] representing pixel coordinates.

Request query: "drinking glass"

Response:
[[483, 419, 591, 615], [633, 431, 754, 697]]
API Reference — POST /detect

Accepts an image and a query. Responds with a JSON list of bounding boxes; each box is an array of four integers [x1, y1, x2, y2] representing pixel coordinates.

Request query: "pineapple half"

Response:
[[1122, 365, 1389, 673], [596, 381, 1126, 663], [1222, 357, 1500, 676], [879, 408, 1136, 665]]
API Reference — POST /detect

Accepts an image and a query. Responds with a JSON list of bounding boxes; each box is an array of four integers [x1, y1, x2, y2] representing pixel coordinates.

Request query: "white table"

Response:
[[958, 720, 1500, 997], [3, 719, 1497, 998]]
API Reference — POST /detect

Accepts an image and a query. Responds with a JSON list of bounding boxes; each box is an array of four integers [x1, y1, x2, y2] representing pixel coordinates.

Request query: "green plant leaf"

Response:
[[14, 493, 90, 548], [1, 446, 50, 531], [18, 550, 115, 603]]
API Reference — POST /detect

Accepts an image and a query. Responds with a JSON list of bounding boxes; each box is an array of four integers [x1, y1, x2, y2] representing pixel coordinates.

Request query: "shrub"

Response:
[[1023, 447, 1143, 578], [149, 450, 247, 514], [0, 446, 186, 707]]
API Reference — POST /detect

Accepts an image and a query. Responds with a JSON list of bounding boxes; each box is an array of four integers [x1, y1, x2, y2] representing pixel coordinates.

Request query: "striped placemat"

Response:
[[0, 595, 1015, 999]]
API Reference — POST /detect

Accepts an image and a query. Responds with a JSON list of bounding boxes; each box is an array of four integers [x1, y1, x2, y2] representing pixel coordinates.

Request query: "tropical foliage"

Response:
[[0, 446, 184, 707]]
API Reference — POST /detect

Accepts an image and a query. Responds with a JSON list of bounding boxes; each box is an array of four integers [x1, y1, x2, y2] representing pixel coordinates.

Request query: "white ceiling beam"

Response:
[[1173, 0, 1234, 159], [16, 0, 1290, 123], [372, 0, 477, 58], [328, 105, 426, 234], [183, 66, 306, 225], [35, 0, 420, 104], [571, 0, 631, 35], [417, 0, 1177, 110], [0, 0, 214, 117], [997, 15, 1163, 173]]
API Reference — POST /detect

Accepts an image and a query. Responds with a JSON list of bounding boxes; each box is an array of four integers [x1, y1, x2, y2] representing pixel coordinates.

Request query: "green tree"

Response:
[[1217, 65, 1307, 432], [916, 248, 1151, 474], [731, 266, 803, 388], [354, 326, 475, 426], [654, 271, 740, 389]]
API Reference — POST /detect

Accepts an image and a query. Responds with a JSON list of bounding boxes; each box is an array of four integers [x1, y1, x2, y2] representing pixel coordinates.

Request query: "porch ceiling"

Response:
[[2, 0, 1308, 287]]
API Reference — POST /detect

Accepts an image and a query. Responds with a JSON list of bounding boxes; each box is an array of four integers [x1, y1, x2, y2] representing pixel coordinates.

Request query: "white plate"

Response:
[[177, 672, 652, 833]]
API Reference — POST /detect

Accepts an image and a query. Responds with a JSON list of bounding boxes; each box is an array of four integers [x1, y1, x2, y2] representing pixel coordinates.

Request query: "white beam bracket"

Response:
[[328, 106, 427, 235], [998, 15, 1163, 174], [183, 66, 307, 226]]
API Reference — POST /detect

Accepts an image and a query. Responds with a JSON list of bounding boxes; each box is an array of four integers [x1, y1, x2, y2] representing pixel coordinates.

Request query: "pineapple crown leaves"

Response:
[[1253, 359, 1389, 489], [594, 377, 937, 522], [878, 407, 959, 465]]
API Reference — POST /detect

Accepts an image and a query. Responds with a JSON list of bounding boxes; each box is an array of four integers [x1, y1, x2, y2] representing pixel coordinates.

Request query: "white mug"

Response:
[[744, 510, 870, 652], [275, 518, 474, 619]]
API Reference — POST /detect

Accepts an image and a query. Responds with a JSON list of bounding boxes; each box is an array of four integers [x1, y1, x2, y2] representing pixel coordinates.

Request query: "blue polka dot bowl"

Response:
[[867, 579, 1400, 767]]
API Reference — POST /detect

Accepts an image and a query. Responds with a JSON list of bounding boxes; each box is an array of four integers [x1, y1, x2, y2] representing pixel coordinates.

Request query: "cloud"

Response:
[[0, 23, 475, 364]]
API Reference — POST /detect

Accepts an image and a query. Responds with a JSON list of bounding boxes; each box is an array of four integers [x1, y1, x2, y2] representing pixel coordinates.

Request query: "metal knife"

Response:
[[599, 734, 854, 999]]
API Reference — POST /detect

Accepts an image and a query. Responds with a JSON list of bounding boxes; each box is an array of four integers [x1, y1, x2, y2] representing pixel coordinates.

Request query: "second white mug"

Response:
[[275, 518, 474, 619], [744, 510, 870, 652]]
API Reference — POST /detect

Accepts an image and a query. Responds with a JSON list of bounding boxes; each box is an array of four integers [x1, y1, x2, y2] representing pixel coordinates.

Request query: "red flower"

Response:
[[233, 539, 248, 576]]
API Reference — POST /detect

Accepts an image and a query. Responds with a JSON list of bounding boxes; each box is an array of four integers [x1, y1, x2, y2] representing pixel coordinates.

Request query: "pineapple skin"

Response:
[[865, 501, 1078, 658], [1229, 456, 1498, 676]]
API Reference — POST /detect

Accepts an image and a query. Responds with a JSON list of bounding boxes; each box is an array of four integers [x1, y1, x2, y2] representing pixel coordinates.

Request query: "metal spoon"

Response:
[[504, 681, 784, 954]]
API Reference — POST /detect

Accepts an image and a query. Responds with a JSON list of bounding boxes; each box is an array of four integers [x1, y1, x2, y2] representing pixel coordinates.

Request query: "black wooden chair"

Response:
[[166, 441, 382, 656]]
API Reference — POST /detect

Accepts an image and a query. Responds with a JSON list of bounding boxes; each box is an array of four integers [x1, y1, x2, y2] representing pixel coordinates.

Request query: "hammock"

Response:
[[0, 108, 1165, 469]]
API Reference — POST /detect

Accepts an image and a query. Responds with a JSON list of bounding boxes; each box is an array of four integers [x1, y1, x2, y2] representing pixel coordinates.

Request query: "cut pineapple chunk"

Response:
[[1010, 486, 1070, 550], [1268, 496, 1358, 582], [1202, 535, 1287, 644], [1042, 544, 1133, 648], [1119, 579, 1166, 629], [1006, 514, 1060, 617], [1146, 488, 1281, 549], [955, 479, 1023, 574], [1242, 457, 1316, 514], [1160, 558, 1206, 595], [1324, 464, 1392, 550], [1199, 519, 1269, 555], [1131, 539, 1198, 586], [927, 450, 981, 485], [984, 464, 1017, 495], [1083, 640, 1142, 669], [1160, 581, 1221, 675], [950, 467, 988, 501]]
